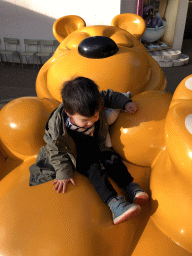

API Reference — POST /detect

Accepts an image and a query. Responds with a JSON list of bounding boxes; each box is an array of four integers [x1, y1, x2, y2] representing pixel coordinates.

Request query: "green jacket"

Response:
[[29, 89, 131, 186]]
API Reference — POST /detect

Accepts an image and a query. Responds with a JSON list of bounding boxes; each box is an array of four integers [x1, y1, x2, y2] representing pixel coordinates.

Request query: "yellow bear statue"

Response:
[[0, 14, 191, 256]]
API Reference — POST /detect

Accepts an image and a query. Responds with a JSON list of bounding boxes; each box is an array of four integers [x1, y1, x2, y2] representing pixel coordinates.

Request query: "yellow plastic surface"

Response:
[[111, 13, 146, 40], [53, 15, 86, 43], [0, 14, 191, 255], [0, 97, 59, 159], [110, 91, 172, 166], [36, 14, 166, 102]]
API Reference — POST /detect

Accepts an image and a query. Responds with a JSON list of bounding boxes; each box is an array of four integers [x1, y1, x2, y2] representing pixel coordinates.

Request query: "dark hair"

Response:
[[61, 77, 101, 117]]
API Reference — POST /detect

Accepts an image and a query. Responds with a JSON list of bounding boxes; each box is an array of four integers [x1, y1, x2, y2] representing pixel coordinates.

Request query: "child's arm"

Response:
[[47, 146, 77, 193], [124, 101, 137, 113], [100, 89, 132, 110], [40, 104, 76, 193], [52, 178, 76, 193]]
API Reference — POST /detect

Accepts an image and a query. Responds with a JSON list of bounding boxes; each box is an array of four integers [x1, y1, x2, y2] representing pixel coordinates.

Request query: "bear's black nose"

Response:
[[78, 36, 119, 59]]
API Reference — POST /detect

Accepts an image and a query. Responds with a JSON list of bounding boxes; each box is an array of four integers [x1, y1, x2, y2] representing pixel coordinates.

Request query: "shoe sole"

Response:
[[133, 193, 149, 206], [114, 205, 141, 225]]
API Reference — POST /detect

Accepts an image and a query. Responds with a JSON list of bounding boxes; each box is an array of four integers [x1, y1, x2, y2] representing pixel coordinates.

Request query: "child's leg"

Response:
[[100, 151, 149, 206], [108, 196, 141, 225], [126, 183, 149, 206], [99, 151, 134, 187], [86, 163, 117, 203], [86, 163, 141, 224]]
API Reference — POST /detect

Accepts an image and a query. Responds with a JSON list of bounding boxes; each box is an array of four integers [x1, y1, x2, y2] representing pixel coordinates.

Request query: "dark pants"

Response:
[[77, 151, 133, 203], [67, 127, 133, 204]]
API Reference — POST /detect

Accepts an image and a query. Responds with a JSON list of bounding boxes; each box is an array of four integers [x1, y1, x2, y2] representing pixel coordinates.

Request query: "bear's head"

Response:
[[36, 14, 166, 102]]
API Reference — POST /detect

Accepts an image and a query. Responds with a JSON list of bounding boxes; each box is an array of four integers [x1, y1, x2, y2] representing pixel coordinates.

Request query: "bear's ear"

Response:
[[53, 15, 86, 43], [111, 13, 146, 40]]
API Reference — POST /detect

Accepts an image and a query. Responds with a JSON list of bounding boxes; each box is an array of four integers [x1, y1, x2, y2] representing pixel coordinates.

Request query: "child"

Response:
[[29, 77, 149, 225]]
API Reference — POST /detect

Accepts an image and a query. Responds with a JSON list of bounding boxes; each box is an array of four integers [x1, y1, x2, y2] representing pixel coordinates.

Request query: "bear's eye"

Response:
[[110, 32, 134, 48], [66, 33, 90, 49]]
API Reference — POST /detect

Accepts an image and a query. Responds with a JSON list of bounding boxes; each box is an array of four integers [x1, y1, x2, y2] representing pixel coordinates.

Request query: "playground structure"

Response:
[[0, 13, 192, 256]]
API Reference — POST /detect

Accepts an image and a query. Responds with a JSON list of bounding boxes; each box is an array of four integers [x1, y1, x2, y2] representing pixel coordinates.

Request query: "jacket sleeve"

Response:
[[46, 143, 75, 180], [43, 106, 76, 181], [100, 89, 132, 110]]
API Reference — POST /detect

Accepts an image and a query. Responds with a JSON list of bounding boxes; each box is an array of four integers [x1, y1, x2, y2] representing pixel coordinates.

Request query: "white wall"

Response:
[[172, 0, 189, 50], [0, 0, 189, 64], [0, 0, 121, 63], [0, 0, 121, 51], [162, 0, 189, 50]]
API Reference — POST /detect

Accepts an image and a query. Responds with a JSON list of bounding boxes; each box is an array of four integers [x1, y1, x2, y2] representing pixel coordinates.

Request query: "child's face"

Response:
[[67, 111, 100, 128]]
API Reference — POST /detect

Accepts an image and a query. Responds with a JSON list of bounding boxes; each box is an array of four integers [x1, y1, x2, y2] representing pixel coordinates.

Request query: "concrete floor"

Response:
[[162, 39, 192, 94]]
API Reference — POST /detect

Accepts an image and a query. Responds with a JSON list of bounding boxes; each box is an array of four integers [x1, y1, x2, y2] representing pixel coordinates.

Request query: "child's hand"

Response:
[[124, 102, 137, 114], [52, 178, 76, 193]]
